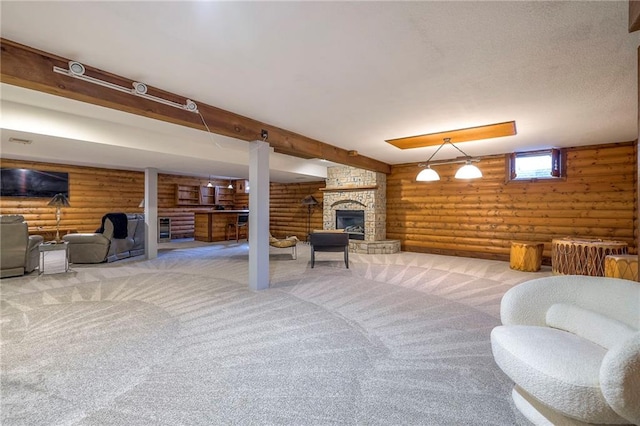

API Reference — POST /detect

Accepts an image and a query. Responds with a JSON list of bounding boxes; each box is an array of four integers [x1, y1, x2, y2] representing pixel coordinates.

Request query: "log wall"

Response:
[[269, 182, 324, 241], [0, 159, 249, 238], [387, 142, 638, 262], [3, 140, 636, 262]]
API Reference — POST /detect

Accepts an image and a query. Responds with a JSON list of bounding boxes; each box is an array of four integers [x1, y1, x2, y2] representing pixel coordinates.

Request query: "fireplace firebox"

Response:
[[336, 210, 365, 240]]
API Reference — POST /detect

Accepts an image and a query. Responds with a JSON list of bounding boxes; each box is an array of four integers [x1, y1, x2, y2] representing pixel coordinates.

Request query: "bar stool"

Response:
[[226, 214, 248, 242]]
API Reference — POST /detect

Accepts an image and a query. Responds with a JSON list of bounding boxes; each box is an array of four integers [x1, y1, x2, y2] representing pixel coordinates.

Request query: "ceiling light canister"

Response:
[[132, 82, 148, 95], [68, 61, 86, 76], [185, 99, 198, 112]]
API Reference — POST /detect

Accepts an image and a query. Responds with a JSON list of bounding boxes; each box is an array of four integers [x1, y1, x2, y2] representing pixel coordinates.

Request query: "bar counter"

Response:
[[194, 210, 249, 242]]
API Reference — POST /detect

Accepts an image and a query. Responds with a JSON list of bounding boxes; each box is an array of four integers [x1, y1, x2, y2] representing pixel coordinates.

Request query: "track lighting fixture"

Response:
[[53, 61, 199, 113]]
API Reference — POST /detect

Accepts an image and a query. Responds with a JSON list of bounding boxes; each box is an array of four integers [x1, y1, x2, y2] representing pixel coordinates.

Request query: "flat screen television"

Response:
[[0, 168, 69, 198]]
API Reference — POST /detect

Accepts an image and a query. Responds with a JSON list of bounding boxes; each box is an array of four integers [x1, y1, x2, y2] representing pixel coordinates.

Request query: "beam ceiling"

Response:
[[0, 38, 390, 174]]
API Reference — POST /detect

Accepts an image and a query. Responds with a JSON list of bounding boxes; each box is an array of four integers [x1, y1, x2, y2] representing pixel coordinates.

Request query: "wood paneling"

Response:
[[630, 0, 640, 33], [387, 142, 638, 262], [269, 182, 324, 240], [0, 159, 247, 239], [157, 174, 243, 239], [4, 141, 636, 263], [0, 159, 145, 231]]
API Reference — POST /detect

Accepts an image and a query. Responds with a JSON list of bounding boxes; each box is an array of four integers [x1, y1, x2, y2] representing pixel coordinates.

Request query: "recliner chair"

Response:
[[63, 213, 145, 263], [0, 215, 43, 278]]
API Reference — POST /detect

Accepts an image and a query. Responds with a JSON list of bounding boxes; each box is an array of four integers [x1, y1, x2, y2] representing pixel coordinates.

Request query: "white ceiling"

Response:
[[0, 1, 638, 181]]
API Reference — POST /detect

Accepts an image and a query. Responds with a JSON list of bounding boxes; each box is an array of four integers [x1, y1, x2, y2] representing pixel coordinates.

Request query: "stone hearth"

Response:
[[322, 165, 400, 254]]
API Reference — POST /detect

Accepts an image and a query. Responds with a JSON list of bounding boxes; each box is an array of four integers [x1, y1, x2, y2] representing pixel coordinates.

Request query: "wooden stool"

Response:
[[604, 254, 638, 281], [510, 242, 544, 272], [226, 214, 248, 242]]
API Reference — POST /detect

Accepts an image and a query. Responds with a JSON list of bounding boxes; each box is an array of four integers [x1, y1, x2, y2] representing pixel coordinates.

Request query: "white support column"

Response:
[[144, 168, 158, 260], [248, 140, 270, 291]]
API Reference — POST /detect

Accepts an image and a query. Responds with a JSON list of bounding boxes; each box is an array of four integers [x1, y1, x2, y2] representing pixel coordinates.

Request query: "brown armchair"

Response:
[[0, 215, 43, 278]]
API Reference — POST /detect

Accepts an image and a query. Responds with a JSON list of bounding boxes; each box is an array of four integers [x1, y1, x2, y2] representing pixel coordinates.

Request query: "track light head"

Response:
[[185, 99, 198, 112], [68, 61, 85, 76], [132, 82, 148, 95]]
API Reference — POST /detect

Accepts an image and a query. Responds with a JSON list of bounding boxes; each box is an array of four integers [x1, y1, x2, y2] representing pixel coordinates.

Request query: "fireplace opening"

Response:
[[336, 210, 365, 240]]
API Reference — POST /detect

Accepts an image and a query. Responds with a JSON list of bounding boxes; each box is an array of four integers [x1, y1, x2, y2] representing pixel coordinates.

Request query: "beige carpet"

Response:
[[1, 241, 551, 425]]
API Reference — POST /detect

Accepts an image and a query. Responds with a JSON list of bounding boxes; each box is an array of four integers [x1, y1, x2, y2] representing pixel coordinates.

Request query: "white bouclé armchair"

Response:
[[491, 275, 640, 425]]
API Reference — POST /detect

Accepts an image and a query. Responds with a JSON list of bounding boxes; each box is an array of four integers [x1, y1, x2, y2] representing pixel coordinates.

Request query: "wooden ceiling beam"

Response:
[[630, 0, 640, 33], [0, 38, 390, 174]]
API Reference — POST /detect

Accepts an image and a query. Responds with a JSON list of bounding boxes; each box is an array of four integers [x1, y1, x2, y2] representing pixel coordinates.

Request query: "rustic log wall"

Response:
[[0, 159, 248, 238], [157, 174, 242, 239], [269, 182, 324, 241], [387, 142, 638, 262], [3, 141, 636, 260]]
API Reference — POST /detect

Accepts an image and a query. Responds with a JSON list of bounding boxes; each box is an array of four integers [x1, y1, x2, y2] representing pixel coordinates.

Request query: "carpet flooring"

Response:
[[1, 241, 551, 425]]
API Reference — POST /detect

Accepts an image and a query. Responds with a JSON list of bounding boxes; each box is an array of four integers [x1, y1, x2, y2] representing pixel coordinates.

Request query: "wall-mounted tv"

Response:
[[0, 168, 69, 198]]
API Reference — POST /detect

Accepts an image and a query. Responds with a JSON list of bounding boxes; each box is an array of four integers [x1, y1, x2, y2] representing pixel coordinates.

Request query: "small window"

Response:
[[507, 149, 563, 181]]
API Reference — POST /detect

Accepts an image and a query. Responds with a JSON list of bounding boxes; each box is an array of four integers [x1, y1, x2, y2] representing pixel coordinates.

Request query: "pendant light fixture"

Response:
[[207, 176, 214, 187], [416, 138, 482, 182], [416, 166, 441, 182], [455, 162, 483, 179]]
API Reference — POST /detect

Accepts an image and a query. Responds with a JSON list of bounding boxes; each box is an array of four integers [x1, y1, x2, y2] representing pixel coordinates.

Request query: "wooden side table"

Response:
[[39, 242, 70, 274], [604, 254, 638, 281], [510, 242, 544, 272]]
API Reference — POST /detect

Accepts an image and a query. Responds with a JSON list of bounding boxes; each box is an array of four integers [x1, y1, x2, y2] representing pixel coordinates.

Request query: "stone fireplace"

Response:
[[322, 165, 400, 254]]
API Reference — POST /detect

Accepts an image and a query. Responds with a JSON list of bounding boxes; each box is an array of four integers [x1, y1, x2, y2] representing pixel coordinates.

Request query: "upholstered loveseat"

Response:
[[491, 275, 639, 425], [63, 213, 145, 263], [0, 215, 43, 278]]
